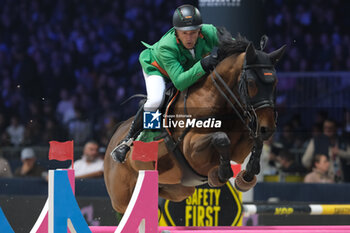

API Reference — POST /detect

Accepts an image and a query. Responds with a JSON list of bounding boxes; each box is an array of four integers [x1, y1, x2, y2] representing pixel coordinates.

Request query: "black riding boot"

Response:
[[110, 106, 144, 162]]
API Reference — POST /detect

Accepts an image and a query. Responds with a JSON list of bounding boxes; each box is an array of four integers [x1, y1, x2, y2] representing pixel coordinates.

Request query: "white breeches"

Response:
[[143, 70, 166, 112]]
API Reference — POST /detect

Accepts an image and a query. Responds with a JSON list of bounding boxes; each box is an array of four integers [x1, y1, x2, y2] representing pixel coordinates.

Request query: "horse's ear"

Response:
[[245, 42, 256, 64], [268, 45, 286, 65], [260, 35, 268, 51]]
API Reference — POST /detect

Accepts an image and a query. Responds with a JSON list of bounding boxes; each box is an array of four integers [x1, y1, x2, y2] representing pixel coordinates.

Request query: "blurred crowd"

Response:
[[259, 110, 350, 183], [265, 0, 350, 71], [0, 0, 194, 149], [1, 0, 350, 182]]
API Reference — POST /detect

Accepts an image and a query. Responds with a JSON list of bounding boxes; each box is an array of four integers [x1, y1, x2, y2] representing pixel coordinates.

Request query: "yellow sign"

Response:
[[185, 188, 221, 226], [160, 182, 242, 227]]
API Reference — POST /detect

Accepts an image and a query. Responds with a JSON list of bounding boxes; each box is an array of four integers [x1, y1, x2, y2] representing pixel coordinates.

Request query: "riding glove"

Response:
[[200, 47, 219, 73]]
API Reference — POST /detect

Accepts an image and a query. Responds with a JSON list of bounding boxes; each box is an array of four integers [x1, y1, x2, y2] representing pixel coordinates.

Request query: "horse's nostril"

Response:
[[260, 127, 274, 140], [260, 126, 275, 140]]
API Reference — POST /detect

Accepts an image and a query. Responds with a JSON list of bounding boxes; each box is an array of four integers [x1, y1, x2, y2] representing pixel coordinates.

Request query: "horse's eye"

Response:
[[248, 80, 255, 88]]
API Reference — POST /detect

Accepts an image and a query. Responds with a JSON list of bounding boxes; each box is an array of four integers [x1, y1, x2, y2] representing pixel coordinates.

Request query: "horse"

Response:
[[104, 35, 286, 214]]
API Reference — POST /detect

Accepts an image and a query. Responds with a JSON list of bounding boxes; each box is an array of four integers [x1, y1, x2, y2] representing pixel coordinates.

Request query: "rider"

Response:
[[111, 4, 221, 162]]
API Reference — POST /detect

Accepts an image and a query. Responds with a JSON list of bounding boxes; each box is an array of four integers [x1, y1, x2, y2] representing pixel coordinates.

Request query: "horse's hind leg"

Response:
[[159, 184, 195, 202], [208, 132, 233, 187]]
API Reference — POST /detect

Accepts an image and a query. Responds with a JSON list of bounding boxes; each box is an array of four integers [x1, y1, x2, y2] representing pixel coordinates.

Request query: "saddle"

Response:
[[160, 85, 178, 114]]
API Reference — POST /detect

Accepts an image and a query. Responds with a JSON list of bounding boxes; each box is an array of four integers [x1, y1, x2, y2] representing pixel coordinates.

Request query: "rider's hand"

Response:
[[200, 47, 219, 73]]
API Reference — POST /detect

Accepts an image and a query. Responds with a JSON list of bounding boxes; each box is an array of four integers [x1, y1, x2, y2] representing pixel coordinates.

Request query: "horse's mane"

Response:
[[217, 28, 250, 61]]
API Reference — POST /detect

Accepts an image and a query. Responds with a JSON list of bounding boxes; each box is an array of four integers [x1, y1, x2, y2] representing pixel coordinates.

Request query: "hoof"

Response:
[[208, 167, 226, 187], [234, 170, 257, 192], [218, 164, 233, 182]]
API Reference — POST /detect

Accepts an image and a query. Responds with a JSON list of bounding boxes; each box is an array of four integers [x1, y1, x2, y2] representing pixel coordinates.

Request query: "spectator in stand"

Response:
[[70, 141, 104, 179], [302, 119, 350, 182], [12, 46, 42, 99], [42, 100, 56, 122], [276, 150, 307, 174], [22, 119, 43, 146], [304, 154, 334, 183], [6, 115, 25, 146], [277, 123, 297, 151], [0, 131, 12, 147], [41, 117, 66, 145], [0, 151, 13, 177], [67, 106, 93, 146], [289, 114, 307, 148], [56, 89, 76, 125], [14, 147, 45, 177], [258, 137, 280, 182], [96, 115, 119, 147], [311, 123, 323, 139]]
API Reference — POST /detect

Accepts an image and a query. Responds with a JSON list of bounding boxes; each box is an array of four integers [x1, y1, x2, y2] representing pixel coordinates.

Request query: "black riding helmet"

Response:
[[173, 5, 202, 31]]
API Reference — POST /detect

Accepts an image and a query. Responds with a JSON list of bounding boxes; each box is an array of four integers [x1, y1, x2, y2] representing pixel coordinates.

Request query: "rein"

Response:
[[210, 67, 259, 138]]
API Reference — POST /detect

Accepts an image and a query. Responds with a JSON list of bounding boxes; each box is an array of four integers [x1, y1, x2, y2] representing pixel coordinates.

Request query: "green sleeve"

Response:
[[158, 46, 206, 91]]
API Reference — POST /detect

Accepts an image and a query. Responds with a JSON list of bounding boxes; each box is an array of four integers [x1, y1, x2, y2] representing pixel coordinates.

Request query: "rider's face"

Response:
[[176, 29, 200, 49]]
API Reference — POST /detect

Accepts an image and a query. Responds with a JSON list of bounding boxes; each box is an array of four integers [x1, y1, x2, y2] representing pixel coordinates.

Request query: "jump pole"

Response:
[[244, 204, 350, 216]]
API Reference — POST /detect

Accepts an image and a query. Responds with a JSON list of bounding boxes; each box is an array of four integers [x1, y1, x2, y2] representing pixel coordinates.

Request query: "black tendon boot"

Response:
[[110, 106, 144, 162]]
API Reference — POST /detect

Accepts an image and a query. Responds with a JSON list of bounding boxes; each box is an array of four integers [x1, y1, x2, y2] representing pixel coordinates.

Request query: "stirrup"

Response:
[[110, 138, 134, 156]]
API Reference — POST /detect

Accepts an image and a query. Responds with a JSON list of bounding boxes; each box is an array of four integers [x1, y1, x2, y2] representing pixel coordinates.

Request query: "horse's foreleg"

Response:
[[244, 139, 263, 180], [208, 132, 233, 186], [235, 139, 262, 192]]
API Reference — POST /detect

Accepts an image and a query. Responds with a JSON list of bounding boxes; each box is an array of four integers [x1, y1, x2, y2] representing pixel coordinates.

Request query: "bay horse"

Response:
[[104, 36, 286, 213]]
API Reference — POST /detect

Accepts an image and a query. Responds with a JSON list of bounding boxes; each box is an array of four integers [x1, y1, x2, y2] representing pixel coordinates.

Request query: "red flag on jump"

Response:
[[231, 164, 242, 178], [132, 141, 159, 168], [49, 140, 74, 163]]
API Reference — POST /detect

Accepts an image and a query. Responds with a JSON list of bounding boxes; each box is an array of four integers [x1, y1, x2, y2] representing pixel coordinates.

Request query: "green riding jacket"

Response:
[[139, 24, 219, 91]]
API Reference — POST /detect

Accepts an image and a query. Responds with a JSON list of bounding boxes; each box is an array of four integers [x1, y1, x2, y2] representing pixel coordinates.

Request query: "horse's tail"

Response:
[[121, 94, 147, 106]]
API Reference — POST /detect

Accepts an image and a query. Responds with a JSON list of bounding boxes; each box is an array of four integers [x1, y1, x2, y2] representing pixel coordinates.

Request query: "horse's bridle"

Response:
[[210, 62, 276, 139]]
